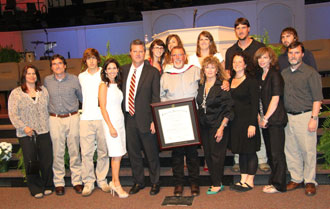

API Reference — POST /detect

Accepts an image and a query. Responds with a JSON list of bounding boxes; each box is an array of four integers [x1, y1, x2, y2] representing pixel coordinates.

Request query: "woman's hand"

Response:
[[247, 125, 256, 138], [214, 127, 224, 143], [109, 127, 118, 138], [24, 126, 33, 137], [260, 119, 268, 129]]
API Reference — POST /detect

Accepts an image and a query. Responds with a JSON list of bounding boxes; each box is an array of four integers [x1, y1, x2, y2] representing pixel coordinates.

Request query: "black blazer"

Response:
[[196, 80, 234, 128], [257, 67, 288, 126], [121, 63, 160, 133]]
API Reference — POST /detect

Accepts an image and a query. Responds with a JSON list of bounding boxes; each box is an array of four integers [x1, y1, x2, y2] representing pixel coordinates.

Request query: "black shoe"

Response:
[[55, 186, 65, 196], [129, 184, 145, 195], [191, 184, 200, 196], [150, 184, 160, 195], [174, 185, 183, 196]]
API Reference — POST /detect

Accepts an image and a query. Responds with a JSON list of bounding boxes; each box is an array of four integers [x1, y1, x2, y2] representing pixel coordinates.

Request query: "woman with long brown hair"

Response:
[[8, 65, 54, 198], [148, 39, 166, 73], [99, 58, 128, 198]]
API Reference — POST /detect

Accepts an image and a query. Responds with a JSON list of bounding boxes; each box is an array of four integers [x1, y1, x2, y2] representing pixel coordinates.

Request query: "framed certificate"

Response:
[[151, 97, 201, 150]]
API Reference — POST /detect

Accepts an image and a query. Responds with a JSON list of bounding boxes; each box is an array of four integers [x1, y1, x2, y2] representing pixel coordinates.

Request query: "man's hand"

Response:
[[308, 118, 317, 132]]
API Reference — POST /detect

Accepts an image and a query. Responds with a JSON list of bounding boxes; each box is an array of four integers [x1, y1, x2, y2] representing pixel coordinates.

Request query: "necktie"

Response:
[[128, 69, 136, 116]]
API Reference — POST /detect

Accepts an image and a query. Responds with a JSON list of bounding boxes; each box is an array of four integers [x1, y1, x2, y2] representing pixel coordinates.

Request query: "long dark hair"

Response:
[[20, 64, 42, 93], [230, 51, 254, 78], [101, 58, 122, 89], [149, 39, 165, 64]]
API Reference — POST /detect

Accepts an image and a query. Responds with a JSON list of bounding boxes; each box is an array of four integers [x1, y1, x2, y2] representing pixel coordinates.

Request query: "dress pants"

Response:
[[262, 125, 287, 192], [18, 132, 54, 196], [285, 112, 318, 185], [201, 125, 228, 186], [172, 145, 199, 186], [126, 114, 160, 185], [49, 114, 82, 187], [80, 120, 109, 187]]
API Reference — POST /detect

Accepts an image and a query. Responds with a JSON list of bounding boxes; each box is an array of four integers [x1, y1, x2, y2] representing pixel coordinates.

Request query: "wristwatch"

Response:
[[311, 116, 318, 120]]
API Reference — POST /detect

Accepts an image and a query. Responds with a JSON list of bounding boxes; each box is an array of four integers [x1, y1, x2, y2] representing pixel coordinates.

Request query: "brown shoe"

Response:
[[191, 184, 200, 196], [174, 185, 183, 196], [305, 183, 316, 196], [55, 186, 65, 196], [73, 184, 83, 194], [286, 181, 303, 191]]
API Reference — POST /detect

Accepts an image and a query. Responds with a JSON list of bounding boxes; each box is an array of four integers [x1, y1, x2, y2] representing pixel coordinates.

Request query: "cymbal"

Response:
[[44, 42, 57, 44], [31, 41, 44, 44]]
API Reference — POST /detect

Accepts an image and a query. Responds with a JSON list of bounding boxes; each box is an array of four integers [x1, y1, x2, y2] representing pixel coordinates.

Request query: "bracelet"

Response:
[[263, 118, 268, 123]]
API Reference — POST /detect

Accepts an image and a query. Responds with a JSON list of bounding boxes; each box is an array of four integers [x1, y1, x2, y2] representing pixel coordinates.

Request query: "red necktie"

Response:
[[128, 69, 136, 116]]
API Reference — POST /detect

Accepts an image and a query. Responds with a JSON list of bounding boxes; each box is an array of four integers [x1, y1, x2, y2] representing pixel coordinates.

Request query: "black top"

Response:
[[256, 67, 288, 126], [229, 76, 260, 154], [278, 49, 317, 72], [225, 38, 265, 72], [196, 80, 234, 128]]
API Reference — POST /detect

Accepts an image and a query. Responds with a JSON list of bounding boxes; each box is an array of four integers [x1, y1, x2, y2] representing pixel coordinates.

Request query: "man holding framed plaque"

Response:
[[160, 46, 201, 196]]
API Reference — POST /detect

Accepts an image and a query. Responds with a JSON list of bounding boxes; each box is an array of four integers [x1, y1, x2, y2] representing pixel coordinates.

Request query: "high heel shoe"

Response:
[[109, 181, 129, 198]]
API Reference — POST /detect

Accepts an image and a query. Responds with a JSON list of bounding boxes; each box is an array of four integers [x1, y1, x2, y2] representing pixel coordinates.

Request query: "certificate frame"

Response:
[[151, 97, 201, 150]]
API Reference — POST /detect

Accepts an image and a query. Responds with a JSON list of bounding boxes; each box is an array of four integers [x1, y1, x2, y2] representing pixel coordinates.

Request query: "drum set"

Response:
[[22, 40, 57, 62]]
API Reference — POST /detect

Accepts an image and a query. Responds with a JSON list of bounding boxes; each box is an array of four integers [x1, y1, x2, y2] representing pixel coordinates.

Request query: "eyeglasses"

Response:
[[153, 46, 164, 50]]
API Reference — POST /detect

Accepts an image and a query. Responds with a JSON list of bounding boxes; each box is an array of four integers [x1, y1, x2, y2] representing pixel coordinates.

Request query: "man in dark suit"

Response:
[[121, 39, 161, 195]]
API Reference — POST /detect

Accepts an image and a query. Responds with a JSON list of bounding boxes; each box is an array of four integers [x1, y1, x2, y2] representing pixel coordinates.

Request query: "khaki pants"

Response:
[[49, 114, 82, 187], [80, 120, 109, 187], [285, 112, 318, 185]]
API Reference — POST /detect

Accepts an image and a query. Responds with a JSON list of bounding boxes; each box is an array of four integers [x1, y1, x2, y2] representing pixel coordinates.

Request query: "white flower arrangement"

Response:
[[0, 142, 12, 162]]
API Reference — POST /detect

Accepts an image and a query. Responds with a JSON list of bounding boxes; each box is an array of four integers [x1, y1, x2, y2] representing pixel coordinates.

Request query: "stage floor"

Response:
[[1, 185, 330, 209]]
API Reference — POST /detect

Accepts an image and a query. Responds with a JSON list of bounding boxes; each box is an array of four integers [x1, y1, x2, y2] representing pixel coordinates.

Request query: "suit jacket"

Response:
[[121, 63, 160, 133]]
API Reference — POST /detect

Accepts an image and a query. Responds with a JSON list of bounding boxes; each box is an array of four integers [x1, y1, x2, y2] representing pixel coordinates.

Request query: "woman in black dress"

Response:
[[254, 47, 287, 193], [229, 52, 261, 192], [197, 56, 234, 194]]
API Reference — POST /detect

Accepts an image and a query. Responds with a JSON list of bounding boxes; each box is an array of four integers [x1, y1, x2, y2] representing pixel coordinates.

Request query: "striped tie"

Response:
[[128, 69, 137, 116]]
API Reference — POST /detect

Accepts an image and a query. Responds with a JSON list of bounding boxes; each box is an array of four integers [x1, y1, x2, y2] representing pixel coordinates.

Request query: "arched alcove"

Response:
[[258, 3, 294, 43], [196, 9, 244, 28], [152, 14, 185, 35]]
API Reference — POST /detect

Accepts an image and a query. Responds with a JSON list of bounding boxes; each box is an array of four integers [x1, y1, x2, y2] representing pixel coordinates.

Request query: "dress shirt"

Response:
[[125, 63, 144, 112], [44, 73, 82, 115]]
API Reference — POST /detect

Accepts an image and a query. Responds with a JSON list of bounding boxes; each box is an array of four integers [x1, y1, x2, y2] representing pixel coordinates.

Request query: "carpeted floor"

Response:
[[1, 185, 330, 209]]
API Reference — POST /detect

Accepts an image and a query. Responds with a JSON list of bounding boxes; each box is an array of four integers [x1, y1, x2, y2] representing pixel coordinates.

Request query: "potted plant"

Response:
[[317, 105, 330, 169], [0, 46, 22, 63], [0, 142, 12, 172]]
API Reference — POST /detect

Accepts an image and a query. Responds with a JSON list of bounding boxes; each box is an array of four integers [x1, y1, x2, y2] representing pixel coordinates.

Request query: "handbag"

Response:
[[26, 131, 40, 175]]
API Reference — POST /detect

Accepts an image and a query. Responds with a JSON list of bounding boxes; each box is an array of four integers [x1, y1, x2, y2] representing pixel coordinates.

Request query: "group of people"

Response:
[[8, 17, 323, 199]]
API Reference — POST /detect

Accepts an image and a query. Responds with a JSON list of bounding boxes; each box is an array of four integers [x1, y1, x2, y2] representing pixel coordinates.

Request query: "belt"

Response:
[[50, 111, 78, 118], [287, 110, 311, 115]]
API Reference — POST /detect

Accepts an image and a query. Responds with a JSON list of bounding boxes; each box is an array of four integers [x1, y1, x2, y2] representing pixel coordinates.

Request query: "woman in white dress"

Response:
[[188, 31, 225, 70], [99, 58, 128, 198]]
